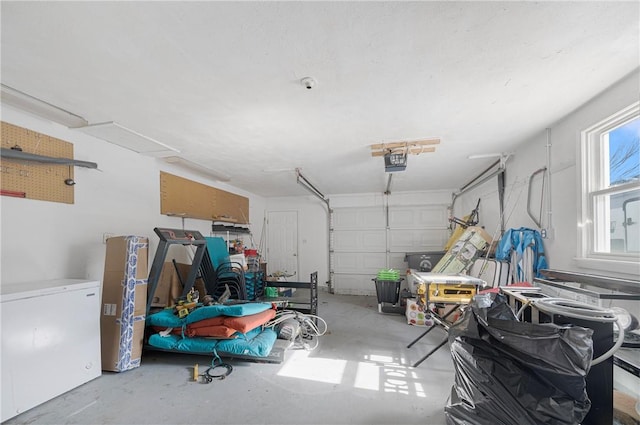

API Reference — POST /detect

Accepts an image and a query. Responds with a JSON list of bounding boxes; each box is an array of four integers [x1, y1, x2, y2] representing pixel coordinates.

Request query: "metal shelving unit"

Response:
[[261, 272, 318, 316]]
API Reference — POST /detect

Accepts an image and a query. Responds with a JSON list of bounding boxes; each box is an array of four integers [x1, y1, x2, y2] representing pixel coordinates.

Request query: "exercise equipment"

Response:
[[146, 228, 207, 316]]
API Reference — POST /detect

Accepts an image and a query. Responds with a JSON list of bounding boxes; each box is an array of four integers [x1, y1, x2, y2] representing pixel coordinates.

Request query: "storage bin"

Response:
[[244, 249, 258, 257], [373, 278, 401, 304], [404, 251, 447, 272]]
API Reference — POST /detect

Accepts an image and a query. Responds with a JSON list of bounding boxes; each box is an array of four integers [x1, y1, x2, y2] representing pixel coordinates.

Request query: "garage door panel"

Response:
[[388, 252, 407, 272], [333, 230, 386, 252], [388, 228, 449, 252], [333, 274, 376, 296], [333, 252, 359, 271], [362, 232, 386, 250], [362, 253, 387, 271], [388, 205, 448, 228], [333, 232, 359, 251], [334, 252, 386, 274], [331, 204, 448, 295], [333, 207, 385, 229]]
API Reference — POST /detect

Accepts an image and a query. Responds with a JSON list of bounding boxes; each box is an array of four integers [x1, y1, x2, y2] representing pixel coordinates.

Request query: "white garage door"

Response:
[[332, 204, 449, 295]]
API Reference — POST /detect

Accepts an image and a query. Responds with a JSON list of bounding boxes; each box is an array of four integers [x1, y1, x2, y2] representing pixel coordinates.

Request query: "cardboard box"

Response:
[[150, 262, 206, 308], [151, 262, 182, 308], [101, 236, 148, 372], [436, 304, 462, 324]]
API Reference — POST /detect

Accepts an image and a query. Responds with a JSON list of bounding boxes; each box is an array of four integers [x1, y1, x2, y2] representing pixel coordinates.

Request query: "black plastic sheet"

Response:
[[444, 293, 594, 425]]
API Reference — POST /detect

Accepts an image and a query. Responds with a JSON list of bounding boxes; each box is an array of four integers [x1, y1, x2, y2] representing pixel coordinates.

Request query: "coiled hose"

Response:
[[531, 298, 624, 366]]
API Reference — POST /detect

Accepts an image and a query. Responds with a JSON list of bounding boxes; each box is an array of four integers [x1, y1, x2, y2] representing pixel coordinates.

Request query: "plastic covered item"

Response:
[[445, 293, 594, 425], [376, 268, 400, 281]]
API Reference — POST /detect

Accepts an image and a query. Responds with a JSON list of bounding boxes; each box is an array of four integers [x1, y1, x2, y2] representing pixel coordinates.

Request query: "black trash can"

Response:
[[373, 278, 402, 313]]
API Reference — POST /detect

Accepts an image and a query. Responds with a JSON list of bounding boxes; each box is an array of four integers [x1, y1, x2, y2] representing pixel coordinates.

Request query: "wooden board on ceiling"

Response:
[[1, 121, 74, 204], [370, 138, 441, 156], [160, 171, 249, 223]]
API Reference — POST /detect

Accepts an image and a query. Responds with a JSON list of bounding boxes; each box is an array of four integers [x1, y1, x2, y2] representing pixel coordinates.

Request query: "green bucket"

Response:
[[264, 287, 278, 298]]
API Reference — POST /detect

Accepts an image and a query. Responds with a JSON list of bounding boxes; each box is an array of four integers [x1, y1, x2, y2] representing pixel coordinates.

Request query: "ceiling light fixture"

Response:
[[0, 84, 88, 128], [163, 156, 231, 182], [74, 122, 179, 156], [300, 77, 317, 90]]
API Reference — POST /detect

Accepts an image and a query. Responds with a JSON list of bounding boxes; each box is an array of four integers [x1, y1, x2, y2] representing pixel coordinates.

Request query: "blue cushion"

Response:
[[146, 302, 274, 327], [216, 327, 277, 357], [147, 327, 277, 358], [186, 303, 272, 323]]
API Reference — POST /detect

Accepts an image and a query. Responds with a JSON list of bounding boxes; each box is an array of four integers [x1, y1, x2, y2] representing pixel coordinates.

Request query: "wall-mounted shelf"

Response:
[[1, 121, 93, 204], [211, 224, 250, 234]]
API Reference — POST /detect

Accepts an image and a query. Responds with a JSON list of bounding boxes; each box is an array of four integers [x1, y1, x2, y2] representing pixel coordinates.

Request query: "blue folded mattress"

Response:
[[147, 326, 277, 358]]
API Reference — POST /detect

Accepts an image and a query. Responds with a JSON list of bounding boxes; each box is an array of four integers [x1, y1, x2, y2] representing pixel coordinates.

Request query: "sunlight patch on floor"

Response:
[[354, 352, 428, 398], [382, 365, 411, 395], [354, 361, 380, 391], [367, 354, 394, 363], [277, 349, 347, 384], [276, 349, 428, 398]]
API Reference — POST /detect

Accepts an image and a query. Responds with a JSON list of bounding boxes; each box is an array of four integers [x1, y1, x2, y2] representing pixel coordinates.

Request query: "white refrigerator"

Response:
[[1, 279, 102, 422]]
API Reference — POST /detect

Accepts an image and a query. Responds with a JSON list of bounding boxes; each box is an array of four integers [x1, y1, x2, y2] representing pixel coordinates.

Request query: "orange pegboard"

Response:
[[1, 121, 74, 204], [160, 171, 249, 223]]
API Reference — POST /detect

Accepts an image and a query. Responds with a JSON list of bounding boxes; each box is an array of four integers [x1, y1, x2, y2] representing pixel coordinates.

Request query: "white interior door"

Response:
[[266, 211, 299, 278]]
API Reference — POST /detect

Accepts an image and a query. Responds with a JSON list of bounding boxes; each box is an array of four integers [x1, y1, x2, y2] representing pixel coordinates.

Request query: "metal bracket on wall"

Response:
[[1, 147, 98, 169], [527, 167, 546, 228], [295, 169, 334, 294]]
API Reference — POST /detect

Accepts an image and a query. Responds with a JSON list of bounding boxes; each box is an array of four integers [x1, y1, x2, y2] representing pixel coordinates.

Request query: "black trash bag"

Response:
[[444, 293, 593, 425]]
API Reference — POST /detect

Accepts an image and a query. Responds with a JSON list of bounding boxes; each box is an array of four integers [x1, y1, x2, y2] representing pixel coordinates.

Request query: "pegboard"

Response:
[[160, 171, 249, 223], [1, 122, 74, 204]]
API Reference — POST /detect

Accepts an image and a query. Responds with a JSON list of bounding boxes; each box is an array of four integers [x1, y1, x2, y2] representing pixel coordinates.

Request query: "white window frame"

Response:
[[577, 101, 640, 275]]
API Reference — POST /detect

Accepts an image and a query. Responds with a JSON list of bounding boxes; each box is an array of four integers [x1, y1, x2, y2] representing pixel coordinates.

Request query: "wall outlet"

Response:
[[541, 228, 554, 240], [102, 232, 114, 244]]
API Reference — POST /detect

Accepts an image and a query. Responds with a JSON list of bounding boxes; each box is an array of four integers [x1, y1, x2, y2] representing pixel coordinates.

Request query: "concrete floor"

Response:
[[4, 293, 456, 425]]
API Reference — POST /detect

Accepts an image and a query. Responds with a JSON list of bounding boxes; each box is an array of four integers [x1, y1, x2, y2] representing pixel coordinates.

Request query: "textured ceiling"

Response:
[[2, 1, 639, 197]]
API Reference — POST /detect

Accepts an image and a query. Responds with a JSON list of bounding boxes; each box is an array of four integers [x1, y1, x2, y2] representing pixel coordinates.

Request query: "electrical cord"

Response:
[[201, 363, 233, 382], [265, 310, 328, 350], [533, 298, 619, 321], [515, 300, 533, 320], [199, 350, 233, 382]]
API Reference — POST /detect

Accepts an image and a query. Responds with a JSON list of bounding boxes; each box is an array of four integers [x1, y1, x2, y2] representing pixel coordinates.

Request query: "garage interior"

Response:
[[1, 2, 639, 425]]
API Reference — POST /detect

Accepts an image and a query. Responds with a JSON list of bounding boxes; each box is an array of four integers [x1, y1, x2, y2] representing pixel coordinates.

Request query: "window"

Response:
[[580, 102, 640, 266]]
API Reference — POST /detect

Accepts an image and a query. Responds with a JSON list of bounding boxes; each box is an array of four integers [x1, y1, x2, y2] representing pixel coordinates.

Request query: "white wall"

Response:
[[454, 69, 640, 279], [0, 106, 266, 286]]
